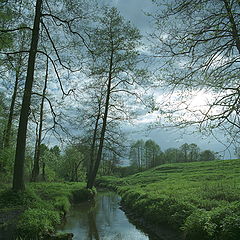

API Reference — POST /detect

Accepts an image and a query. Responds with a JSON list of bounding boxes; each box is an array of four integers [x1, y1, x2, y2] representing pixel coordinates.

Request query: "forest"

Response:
[[0, 0, 240, 239]]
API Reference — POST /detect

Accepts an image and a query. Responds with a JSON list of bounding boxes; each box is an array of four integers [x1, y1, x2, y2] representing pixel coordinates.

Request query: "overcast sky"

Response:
[[98, 0, 236, 159], [101, 0, 155, 34]]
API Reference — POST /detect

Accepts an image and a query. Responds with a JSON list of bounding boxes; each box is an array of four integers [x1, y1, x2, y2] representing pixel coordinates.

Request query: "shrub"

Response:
[[0, 188, 40, 209], [183, 209, 216, 240], [219, 215, 240, 240], [17, 208, 60, 239], [0, 147, 15, 183], [72, 188, 96, 203], [210, 202, 240, 240], [53, 196, 71, 215]]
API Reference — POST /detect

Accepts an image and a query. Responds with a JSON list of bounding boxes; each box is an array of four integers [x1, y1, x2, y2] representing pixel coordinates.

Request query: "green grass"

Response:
[[98, 159, 240, 240], [0, 182, 95, 239]]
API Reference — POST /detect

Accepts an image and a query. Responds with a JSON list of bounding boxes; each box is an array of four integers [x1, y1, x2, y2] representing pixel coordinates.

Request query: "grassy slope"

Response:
[[0, 182, 95, 239], [99, 159, 240, 240]]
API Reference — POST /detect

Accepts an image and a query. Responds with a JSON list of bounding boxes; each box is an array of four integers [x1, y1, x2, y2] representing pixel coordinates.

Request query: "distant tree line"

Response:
[[129, 140, 218, 171], [0, 139, 121, 183]]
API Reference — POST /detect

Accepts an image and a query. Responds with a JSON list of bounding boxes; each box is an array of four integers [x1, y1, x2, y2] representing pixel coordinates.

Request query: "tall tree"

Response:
[[12, 0, 43, 191], [188, 143, 200, 162], [199, 150, 216, 161], [3, 30, 28, 149], [31, 58, 48, 182], [0, 94, 7, 147], [180, 143, 190, 162], [129, 140, 145, 170], [86, 7, 143, 188], [1, 0, 92, 190], [144, 140, 161, 168], [164, 148, 183, 164]]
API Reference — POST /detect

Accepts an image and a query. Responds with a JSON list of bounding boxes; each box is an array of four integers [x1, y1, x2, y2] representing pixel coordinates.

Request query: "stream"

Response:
[[57, 191, 182, 240]]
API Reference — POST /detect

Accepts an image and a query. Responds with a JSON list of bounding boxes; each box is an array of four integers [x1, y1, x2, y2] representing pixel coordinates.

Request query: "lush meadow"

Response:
[[99, 159, 240, 240]]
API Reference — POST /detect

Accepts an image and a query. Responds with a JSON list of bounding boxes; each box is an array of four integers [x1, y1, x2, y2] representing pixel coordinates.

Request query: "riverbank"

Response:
[[98, 159, 240, 240], [120, 201, 183, 240], [0, 182, 95, 239]]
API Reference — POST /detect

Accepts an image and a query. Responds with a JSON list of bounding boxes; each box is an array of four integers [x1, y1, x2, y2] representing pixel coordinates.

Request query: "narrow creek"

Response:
[[57, 191, 182, 240]]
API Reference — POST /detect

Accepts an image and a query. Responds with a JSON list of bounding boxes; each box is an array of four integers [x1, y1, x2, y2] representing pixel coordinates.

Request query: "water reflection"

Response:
[[57, 191, 149, 240], [87, 206, 99, 240]]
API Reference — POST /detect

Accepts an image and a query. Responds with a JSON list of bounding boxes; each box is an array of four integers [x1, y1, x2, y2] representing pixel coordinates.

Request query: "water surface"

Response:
[[57, 191, 183, 240], [57, 191, 149, 240]]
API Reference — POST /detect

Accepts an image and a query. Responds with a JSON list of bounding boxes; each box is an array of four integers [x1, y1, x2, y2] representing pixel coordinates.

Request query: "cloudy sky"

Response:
[[98, 0, 236, 159], [102, 0, 155, 33]]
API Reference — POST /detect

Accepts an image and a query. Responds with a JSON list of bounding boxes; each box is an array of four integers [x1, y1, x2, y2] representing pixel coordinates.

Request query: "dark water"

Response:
[[57, 191, 183, 240], [57, 191, 149, 240]]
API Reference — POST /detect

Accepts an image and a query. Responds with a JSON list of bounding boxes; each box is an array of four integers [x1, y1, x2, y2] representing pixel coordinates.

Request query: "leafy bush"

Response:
[[183, 209, 216, 240], [0, 188, 40, 209], [53, 196, 71, 215], [210, 202, 240, 240], [0, 147, 15, 182], [72, 187, 96, 202], [220, 215, 240, 240], [1, 182, 89, 239], [17, 208, 60, 238]]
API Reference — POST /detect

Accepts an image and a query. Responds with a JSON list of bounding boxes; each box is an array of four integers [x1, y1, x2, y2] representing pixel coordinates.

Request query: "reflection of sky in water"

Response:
[[57, 191, 149, 240]]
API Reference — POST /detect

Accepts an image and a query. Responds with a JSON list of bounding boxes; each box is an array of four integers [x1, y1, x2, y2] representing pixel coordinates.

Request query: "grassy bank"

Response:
[[98, 159, 240, 240], [0, 182, 95, 239]]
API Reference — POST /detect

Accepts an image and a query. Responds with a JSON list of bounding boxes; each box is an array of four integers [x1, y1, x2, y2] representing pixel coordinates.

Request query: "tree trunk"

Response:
[[86, 97, 101, 184], [3, 71, 19, 148], [87, 49, 114, 189], [3, 34, 25, 149], [31, 58, 48, 182], [41, 161, 46, 181], [12, 0, 42, 191]]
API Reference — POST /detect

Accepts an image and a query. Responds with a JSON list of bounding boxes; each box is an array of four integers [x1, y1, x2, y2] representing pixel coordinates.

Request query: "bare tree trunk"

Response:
[[75, 163, 78, 182], [41, 161, 45, 181], [86, 97, 102, 185], [12, 0, 42, 191], [87, 49, 113, 189], [31, 58, 48, 182], [3, 71, 19, 148], [3, 35, 25, 149]]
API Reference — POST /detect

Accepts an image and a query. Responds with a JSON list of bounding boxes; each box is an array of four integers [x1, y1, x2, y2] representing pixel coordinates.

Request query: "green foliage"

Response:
[[0, 188, 40, 209], [0, 182, 94, 238], [72, 187, 96, 202], [58, 144, 85, 182], [29, 182, 85, 201], [129, 139, 162, 170], [128, 140, 218, 174], [53, 196, 71, 215], [99, 159, 240, 239], [211, 203, 240, 240], [0, 1, 14, 50], [0, 146, 15, 182], [183, 209, 215, 240], [17, 208, 60, 238], [183, 202, 240, 240], [200, 150, 216, 162]]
